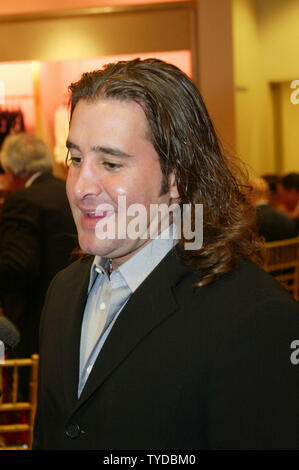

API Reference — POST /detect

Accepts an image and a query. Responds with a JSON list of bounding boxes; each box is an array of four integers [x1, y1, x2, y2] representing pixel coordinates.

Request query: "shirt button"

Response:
[[65, 423, 81, 439], [99, 302, 106, 310]]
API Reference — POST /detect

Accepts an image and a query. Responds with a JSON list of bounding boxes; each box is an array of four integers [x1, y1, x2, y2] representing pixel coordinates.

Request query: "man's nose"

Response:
[[74, 161, 103, 199]]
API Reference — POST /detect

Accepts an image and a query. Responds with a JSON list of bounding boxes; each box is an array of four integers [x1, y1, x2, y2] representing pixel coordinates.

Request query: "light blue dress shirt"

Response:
[[78, 225, 178, 397]]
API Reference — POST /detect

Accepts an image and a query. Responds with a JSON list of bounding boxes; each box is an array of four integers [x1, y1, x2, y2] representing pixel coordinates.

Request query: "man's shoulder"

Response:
[[136, 248, 296, 309], [2, 173, 65, 203], [171, 256, 299, 356], [14, 174, 71, 218], [174, 255, 298, 319], [50, 249, 294, 298], [53, 255, 93, 284], [47, 249, 298, 318], [209, 258, 295, 302], [1, 188, 35, 216], [41, 255, 93, 310], [26, 173, 66, 196]]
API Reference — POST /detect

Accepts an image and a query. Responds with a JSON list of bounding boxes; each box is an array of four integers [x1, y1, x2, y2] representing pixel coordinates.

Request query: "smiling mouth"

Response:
[[83, 210, 115, 219]]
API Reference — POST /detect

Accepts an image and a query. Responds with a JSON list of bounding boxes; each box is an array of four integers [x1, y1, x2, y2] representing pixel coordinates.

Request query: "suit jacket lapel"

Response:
[[60, 256, 93, 410], [72, 248, 192, 414]]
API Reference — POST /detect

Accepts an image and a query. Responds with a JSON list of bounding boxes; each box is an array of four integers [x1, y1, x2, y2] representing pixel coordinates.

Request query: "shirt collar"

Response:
[[88, 224, 178, 294], [25, 171, 43, 188], [255, 200, 269, 207]]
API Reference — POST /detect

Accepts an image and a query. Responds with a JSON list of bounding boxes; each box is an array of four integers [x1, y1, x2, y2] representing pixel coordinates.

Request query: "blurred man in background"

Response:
[[262, 174, 283, 210], [248, 177, 297, 241], [0, 132, 76, 359], [277, 173, 299, 232]]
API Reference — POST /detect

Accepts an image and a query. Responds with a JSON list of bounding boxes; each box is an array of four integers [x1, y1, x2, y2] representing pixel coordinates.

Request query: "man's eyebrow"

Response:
[[92, 145, 133, 159], [66, 140, 80, 151], [66, 141, 133, 159]]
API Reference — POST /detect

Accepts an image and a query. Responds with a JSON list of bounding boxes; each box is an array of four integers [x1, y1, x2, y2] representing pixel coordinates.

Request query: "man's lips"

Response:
[[83, 209, 115, 219], [78, 208, 115, 228]]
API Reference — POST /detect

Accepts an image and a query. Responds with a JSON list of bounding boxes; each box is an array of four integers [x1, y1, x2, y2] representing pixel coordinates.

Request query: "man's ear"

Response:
[[168, 171, 180, 202]]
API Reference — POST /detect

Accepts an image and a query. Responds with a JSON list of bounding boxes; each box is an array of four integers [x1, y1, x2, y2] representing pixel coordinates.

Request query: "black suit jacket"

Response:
[[33, 249, 299, 450], [256, 204, 297, 242], [0, 172, 77, 357]]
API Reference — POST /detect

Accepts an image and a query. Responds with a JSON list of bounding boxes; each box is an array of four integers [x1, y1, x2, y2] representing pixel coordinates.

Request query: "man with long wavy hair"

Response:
[[34, 59, 299, 450]]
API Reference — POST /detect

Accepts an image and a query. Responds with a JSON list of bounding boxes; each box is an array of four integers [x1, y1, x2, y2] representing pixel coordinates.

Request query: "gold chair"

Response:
[[264, 237, 299, 300], [0, 354, 39, 450]]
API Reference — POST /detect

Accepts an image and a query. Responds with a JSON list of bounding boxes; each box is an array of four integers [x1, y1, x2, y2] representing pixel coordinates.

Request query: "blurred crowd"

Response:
[[246, 173, 299, 242]]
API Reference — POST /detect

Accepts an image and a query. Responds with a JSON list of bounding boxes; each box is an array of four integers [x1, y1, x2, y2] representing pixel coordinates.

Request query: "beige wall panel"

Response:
[[257, 0, 299, 82], [233, 0, 299, 176], [196, 0, 235, 152], [0, 7, 191, 62], [233, 0, 263, 174], [280, 81, 299, 173]]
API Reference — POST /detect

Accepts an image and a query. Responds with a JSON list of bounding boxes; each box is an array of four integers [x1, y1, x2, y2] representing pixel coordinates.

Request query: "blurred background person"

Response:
[[262, 174, 284, 210], [247, 177, 297, 242], [0, 132, 76, 360], [0, 173, 13, 217], [277, 173, 299, 232]]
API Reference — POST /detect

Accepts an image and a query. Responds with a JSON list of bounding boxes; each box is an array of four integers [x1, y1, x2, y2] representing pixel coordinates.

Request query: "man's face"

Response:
[[66, 98, 178, 268], [277, 183, 299, 210]]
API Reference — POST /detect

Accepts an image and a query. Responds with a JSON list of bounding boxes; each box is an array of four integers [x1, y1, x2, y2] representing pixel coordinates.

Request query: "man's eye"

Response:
[[103, 162, 122, 171], [70, 156, 82, 166]]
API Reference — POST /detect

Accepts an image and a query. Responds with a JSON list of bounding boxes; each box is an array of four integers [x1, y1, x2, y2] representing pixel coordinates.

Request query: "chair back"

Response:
[[0, 354, 39, 450], [264, 237, 299, 300]]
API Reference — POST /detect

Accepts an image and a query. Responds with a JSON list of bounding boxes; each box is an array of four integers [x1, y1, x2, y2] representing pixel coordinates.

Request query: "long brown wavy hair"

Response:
[[68, 58, 263, 287]]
